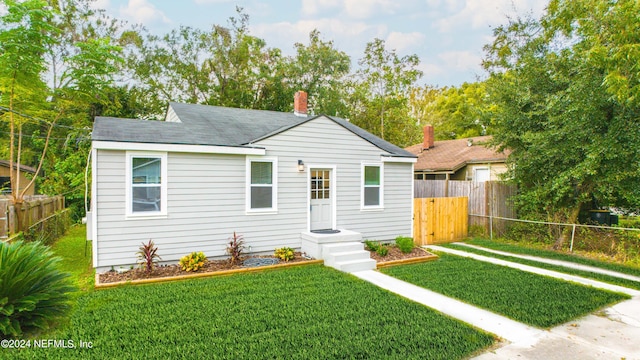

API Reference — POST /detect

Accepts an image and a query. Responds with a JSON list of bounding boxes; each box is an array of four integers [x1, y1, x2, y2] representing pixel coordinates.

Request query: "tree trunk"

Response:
[[552, 205, 581, 249]]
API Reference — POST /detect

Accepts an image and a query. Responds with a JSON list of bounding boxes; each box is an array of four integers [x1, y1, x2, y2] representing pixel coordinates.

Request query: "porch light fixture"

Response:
[[297, 160, 304, 172]]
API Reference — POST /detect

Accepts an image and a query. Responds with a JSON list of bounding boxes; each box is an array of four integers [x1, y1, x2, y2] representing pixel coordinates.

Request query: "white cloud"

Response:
[[386, 31, 426, 53], [418, 62, 444, 79], [90, 0, 111, 11], [251, 18, 386, 56], [301, 0, 399, 19], [434, 0, 545, 33], [194, 0, 233, 4], [119, 0, 171, 25], [438, 50, 482, 71]]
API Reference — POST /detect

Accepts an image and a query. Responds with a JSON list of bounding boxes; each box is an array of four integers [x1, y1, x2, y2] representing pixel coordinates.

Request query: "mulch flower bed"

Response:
[[99, 253, 312, 284], [368, 245, 434, 263], [98, 247, 436, 285]]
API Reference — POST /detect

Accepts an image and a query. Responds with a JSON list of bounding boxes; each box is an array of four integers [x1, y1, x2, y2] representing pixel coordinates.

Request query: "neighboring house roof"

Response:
[[0, 160, 36, 174], [92, 102, 415, 158], [405, 135, 509, 172]]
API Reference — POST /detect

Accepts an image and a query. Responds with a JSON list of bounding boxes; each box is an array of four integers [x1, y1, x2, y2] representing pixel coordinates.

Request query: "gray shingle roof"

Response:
[[92, 102, 415, 157]]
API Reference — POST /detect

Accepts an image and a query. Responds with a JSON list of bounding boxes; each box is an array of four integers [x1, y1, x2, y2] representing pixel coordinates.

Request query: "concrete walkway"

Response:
[[352, 246, 640, 359], [454, 242, 640, 283], [352, 270, 544, 345], [427, 245, 640, 297]]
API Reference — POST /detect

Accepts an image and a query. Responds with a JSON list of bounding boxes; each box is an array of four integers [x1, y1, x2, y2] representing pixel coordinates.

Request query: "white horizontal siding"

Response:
[[93, 116, 412, 269]]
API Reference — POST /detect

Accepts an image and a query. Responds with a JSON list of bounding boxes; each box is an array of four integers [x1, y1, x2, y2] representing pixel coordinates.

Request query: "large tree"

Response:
[[0, 0, 122, 223], [483, 0, 640, 246], [285, 29, 351, 116], [349, 38, 423, 147]]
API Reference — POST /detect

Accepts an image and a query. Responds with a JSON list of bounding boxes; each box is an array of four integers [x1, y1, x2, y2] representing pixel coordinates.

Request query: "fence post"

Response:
[[570, 224, 576, 252]]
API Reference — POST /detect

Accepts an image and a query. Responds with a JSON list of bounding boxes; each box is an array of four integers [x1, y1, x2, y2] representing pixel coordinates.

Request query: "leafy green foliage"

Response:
[[443, 242, 640, 290], [395, 236, 415, 254], [383, 253, 628, 328], [136, 239, 161, 273], [376, 244, 389, 257], [179, 252, 207, 272], [226, 232, 245, 266], [0, 240, 76, 337], [364, 240, 380, 252], [274, 247, 294, 262], [348, 38, 423, 147], [483, 0, 640, 244], [12, 265, 494, 359]]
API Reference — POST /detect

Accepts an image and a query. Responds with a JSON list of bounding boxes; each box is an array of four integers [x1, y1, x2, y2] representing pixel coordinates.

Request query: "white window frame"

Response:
[[361, 162, 384, 210], [246, 156, 278, 214], [125, 151, 168, 219]]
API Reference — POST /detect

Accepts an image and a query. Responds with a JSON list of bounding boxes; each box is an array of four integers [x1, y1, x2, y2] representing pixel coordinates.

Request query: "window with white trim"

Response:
[[126, 152, 167, 217], [362, 163, 383, 209], [247, 157, 278, 212]]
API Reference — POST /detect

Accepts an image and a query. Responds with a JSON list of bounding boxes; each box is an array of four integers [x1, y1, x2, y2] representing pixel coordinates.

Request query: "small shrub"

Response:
[[136, 239, 161, 273], [179, 252, 207, 272], [376, 244, 389, 257], [395, 236, 414, 254], [226, 232, 245, 265], [468, 224, 487, 238], [274, 247, 295, 261], [364, 240, 380, 252], [0, 240, 76, 337]]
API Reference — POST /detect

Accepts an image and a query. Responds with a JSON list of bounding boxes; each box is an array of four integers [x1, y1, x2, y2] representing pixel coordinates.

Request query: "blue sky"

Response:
[[95, 0, 546, 87]]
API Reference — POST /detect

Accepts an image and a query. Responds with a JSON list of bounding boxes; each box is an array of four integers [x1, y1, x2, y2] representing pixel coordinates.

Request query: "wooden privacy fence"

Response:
[[414, 180, 516, 231], [414, 197, 468, 245], [0, 195, 65, 239]]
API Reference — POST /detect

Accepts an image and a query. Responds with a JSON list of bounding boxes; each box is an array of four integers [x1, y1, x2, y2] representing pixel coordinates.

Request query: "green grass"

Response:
[[467, 239, 640, 277], [50, 224, 94, 291], [441, 243, 640, 290], [9, 265, 494, 359], [382, 253, 628, 328]]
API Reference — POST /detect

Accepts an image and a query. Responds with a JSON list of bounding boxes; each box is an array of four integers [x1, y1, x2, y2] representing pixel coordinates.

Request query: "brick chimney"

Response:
[[294, 90, 308, 117], [423, 125, 434, 149]]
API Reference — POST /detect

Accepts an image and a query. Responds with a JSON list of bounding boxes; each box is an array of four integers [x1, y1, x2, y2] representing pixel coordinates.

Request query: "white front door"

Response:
[[310, 169, 333, 230]]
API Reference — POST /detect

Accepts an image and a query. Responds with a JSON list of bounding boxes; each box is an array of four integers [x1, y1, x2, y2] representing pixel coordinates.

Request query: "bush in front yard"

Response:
[[0, 240, 76, 337], [179, 252, 207, 272], [395, 236, 415, 253]]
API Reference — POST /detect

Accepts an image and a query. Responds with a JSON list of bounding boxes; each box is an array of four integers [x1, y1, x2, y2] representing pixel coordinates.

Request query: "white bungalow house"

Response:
[[89, 92, 416, 273]]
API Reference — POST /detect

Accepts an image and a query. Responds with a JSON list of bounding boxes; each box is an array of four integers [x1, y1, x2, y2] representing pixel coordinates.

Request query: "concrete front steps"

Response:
[[300, 229, 376, 273], [323, 242, 376, 273]]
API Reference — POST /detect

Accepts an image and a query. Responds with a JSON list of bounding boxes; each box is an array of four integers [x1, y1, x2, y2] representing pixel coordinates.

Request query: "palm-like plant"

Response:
[[0, 240, 76, 337], [226, 232, 245, 266], [137, 239, 161, 273]]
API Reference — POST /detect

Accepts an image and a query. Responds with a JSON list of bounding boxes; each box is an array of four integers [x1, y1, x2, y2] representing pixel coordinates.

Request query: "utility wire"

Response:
[[0, 105, 91, 131]]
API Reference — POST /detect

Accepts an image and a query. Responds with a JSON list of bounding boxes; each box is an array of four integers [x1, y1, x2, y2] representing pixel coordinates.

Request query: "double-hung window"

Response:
[[247, 157, 278, 212], [362, 163, 383, 209], [126, 152, 167, 217]]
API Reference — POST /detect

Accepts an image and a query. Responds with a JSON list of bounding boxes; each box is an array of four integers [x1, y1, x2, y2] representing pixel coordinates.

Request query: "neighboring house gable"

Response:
[[0, 160, 36, 195], [90, 96, 416, 271], [405, 126, 509, 182]]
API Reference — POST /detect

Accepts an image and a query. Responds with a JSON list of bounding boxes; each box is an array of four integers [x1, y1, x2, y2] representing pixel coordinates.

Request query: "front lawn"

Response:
[[442, 243, 640, 290], [10, 264, 494, 359], [382, 253, 629, 328]]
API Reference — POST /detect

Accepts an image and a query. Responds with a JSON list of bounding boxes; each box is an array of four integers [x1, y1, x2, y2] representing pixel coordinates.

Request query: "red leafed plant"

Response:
[[137, 239, 161, 273], [226, 232, 245, 266]]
